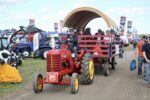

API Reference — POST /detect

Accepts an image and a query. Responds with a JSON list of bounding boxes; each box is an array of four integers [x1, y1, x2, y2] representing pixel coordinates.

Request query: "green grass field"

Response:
[[0, 58, 46, 97]]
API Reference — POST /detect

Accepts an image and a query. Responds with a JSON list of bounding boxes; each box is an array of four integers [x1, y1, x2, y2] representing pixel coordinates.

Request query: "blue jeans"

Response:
[[144, 64, 148, 80], [138, 56, 144, 75], [133, 42, 137, 49], [144, 63, 150, 84]]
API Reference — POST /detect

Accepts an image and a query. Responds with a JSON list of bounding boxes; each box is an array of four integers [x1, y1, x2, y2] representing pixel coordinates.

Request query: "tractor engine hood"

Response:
[[47, 49, 72, 60], [47, 50, 61, 55]]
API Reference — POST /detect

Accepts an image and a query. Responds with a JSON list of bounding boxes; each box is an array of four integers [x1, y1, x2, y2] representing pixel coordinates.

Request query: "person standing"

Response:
[[66, 29, 78, 57], [83, 28, 92, 46], [142, 36, 150, 87], [83, 27, 91, 35], [94, 29, 104, 42], [134, 36, 145, 76], [132, 29, 139, 49], [133, 38, 138, 49]]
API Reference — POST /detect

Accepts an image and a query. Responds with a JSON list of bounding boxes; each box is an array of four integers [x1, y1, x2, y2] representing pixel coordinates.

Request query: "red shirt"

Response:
[[137, 40, 144, 57]]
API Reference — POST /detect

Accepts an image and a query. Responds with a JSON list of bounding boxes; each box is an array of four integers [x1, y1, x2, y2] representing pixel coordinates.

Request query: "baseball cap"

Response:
[[142, 35, 148, 39]]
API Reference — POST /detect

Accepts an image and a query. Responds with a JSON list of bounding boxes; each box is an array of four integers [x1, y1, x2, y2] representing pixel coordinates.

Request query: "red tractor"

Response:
[[33, 43, 94, 94], [33, 33, 123, 94]]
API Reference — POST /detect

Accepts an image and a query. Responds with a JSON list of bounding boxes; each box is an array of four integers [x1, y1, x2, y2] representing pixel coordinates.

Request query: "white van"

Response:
[[120, 35, 129, 47]]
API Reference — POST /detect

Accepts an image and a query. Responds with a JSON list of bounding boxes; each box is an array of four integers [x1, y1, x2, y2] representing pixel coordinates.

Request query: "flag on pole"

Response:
[[127, 21, 132, 35], [119, 16, 126, 36], [29, 19, 35, 26]]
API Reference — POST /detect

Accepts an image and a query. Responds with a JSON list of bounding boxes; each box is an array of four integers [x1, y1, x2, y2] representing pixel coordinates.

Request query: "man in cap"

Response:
[[142, 36, 150, 87]]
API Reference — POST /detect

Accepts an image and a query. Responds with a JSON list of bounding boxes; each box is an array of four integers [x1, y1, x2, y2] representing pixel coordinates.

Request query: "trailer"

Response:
[[78, 34, 123, 76], [32, 7, 123, 94], [33, 32, 123, 94]]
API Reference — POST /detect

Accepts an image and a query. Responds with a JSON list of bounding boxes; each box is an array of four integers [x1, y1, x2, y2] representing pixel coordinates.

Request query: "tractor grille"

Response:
[[47, 54, 62, 72]]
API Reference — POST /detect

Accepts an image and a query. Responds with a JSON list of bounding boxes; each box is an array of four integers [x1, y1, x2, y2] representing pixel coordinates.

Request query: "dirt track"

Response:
[[2, 46, 150, 100]]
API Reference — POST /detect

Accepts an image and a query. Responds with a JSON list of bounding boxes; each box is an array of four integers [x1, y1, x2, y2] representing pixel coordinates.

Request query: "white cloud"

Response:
[[41, 15, 49, 20], [14, 13, 34, 21], [73, 2, 89, 8], [40, 8, 50, 13], [73, 0, 97, 8], [107, 7, 150, 34], [0, 0, 28, 5], [107, 7, 150, 19], [79, 0, 97, 2]]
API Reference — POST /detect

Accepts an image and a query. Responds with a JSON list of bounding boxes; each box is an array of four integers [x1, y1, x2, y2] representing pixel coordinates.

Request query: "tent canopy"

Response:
[[63, 7, 117, 31]]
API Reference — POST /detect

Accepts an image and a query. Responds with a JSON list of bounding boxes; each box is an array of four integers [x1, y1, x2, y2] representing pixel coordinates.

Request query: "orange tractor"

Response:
[[33, 34, 123, 94]]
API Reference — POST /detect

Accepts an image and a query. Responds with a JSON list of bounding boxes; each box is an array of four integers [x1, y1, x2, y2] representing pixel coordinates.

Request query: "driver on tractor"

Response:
[[66, 29, 78, 58]]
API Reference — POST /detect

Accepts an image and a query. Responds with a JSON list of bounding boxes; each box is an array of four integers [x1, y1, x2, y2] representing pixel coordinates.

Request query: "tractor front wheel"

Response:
[[33, 73, 43, 93], [71, 73, 79, 94], [81, 53, 94, 84]]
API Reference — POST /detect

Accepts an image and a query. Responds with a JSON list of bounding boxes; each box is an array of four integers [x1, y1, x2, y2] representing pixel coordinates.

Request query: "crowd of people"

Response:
[[65, 27, 122, 58], [134, 35, 150, 88], [65, 28, 150, 88], [67, 27, 120, 42]]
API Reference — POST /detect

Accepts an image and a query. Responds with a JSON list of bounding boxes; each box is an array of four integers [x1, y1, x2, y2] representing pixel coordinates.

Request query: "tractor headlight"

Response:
[[94, 52, 98, 55], [71, 53, 75, 58]]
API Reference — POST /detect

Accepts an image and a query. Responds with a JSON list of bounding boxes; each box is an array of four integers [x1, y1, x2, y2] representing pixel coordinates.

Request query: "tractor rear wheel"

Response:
[[33, 73, 43, 93], [71, 73, 79, 94], [81, 53, 94, 84], [103, 61, 110, 76]]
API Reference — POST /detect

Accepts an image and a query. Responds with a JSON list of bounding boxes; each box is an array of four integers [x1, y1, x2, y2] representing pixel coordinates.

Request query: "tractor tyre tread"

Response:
[[71, 73, 79, 94], [81, 53, 94, 84]]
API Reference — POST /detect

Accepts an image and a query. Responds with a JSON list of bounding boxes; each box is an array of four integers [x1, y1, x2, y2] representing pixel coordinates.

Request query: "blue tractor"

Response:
[[10, 26, 36, 57], [10, 26, 54, 59], [10, 36, 33, 57]]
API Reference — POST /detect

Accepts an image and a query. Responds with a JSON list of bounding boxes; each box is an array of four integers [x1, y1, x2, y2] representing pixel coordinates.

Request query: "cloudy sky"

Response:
[[0, 0, 149, 34]]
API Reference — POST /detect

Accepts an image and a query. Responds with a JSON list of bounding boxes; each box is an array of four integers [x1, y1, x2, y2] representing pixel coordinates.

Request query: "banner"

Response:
[[29, 19, 35, 26], [33, 33, 39, 51], [54, 22, 58, 32], [127, 21, 132, 35], [119, 16, 126, 36]]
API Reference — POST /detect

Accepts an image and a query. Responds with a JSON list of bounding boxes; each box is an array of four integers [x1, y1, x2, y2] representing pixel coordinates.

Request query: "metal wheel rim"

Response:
[[75, 77, 79, 91], [37, 76, 43, 90], [23, 51, 29, 57], [89, 59, 94, 80]]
